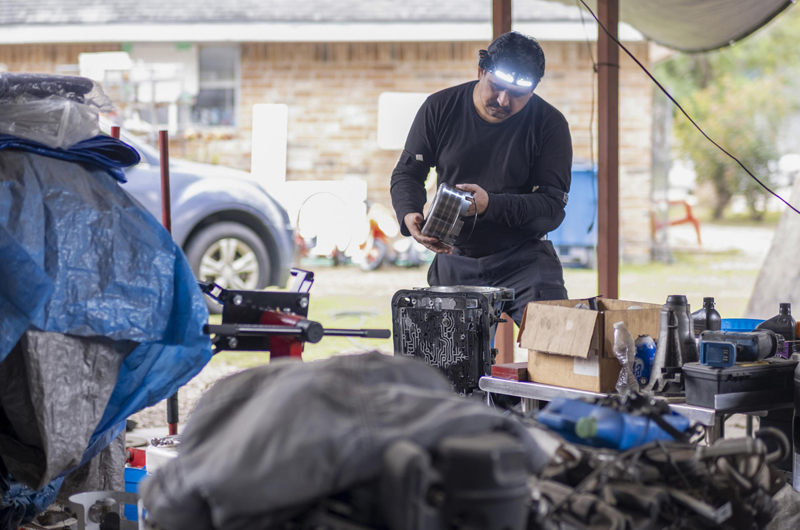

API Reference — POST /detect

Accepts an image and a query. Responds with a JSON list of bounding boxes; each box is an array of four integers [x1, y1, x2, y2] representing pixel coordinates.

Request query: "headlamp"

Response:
[[478, 50, 536, 89]]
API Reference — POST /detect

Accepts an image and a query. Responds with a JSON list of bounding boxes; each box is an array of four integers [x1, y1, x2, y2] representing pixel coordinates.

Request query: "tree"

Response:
[[656, 8, 800, 220]]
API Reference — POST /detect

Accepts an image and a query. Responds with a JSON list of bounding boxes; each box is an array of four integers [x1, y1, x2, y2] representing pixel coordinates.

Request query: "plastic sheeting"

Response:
[[0, 148, 213, 525], [0, 134, 140, 183], [0, 332, 134, 489], [0, 466, 62, 530], [0, 73, 113, 149], [141, 352, 549, 530]]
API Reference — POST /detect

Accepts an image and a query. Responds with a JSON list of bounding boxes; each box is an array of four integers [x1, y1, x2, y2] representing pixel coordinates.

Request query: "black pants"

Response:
[[428, 239, 568, 326]]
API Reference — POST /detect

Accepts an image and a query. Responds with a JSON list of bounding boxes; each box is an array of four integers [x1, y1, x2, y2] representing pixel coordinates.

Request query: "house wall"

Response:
[[0, 40, 653, 262]]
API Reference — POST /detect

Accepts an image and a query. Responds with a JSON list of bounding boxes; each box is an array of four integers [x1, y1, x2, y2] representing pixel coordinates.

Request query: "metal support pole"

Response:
[[597, 0, 620, 299], [159, 130, 179, 436], [491, 0, 515, 364], [494, 313, 515, 364], [492, 0, 512, 38]]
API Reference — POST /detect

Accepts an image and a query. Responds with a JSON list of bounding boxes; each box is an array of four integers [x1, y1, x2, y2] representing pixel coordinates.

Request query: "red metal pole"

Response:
[[597, 0, 620, 299], [159, 130, 179, 436], [110, 126, 120, 139], [159, 131, 172, 234]]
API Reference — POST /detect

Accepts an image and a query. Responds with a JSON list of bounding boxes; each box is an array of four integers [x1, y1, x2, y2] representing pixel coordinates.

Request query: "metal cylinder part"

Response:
[[421, 183, 473, 246]]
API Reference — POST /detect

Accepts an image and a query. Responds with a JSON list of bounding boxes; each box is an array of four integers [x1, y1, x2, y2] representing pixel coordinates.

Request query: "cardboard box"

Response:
[[519, 299, 662, 393]]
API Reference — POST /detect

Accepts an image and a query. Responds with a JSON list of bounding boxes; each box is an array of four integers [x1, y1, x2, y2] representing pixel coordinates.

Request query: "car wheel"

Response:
[[185, 222, 271, 314], [360, 239, 387, 272]]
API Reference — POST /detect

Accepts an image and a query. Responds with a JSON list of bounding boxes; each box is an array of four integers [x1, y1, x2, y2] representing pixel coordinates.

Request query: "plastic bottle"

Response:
[[692, 297, 721, 337], [613, 321, 639, 396], [756, 303, 796, 358], [633, 335, 656, 387]]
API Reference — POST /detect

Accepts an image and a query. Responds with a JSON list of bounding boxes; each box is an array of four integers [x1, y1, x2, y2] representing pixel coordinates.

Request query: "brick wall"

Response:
[[0, 43, 121, 73], [0, 40, 653, 262], [234, 40, 653, 262]]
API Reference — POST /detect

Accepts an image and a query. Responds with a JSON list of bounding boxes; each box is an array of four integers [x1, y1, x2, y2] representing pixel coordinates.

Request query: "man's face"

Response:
[[475, 68, 535, 122]]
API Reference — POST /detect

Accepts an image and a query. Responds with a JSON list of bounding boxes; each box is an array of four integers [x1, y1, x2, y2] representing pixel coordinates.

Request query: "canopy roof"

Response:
[[549, 0, 793, 52]]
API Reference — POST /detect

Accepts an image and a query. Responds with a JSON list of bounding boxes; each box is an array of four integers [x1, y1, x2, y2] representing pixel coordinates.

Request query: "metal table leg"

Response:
[[706, 413, 724, 444], [520, 397, 539, 414]]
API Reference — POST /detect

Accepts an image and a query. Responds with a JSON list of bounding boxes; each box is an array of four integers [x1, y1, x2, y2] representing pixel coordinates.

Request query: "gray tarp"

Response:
[[142, 352, 550, 530], [0, 331, 135, 490], [548, 0, 793, 52]]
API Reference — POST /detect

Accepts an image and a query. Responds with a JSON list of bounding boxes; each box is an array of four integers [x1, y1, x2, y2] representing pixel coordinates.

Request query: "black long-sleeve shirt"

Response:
[[390, 80, 572, 257]]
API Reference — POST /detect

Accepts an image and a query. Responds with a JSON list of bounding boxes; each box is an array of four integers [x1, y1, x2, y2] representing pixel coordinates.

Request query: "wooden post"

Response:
[[492, 0, 512, 39], [492, 0, 516, 365], [597, 0, 620, 299]]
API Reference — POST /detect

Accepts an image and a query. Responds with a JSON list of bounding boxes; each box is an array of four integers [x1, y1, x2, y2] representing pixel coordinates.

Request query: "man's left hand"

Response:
[[455, 184, 488, 216]]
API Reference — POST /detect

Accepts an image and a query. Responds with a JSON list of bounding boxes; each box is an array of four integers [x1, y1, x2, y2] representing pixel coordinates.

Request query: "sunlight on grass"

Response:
[[210, 247, 762, 370]]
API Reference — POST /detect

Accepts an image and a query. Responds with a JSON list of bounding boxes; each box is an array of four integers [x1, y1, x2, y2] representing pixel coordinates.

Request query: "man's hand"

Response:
[[455, 184, 488, 215], [404, 212, 452, 255]]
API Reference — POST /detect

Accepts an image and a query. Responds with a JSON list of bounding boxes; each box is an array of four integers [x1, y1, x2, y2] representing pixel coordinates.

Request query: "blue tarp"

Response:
[[0, 140, 212, 525], [0, 134, 140, 182]]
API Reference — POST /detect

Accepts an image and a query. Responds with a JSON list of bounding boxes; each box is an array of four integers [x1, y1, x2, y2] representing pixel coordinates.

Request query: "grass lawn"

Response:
[[212, 249, 761, 370]]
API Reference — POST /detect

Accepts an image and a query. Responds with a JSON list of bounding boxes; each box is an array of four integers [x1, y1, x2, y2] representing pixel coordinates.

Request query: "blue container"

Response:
[[537, 398, 692, 451], [721, 318, 763, 332], [124, 467, 148, 521], [633, 335, 657, 386], [548, 165, 597, 249]]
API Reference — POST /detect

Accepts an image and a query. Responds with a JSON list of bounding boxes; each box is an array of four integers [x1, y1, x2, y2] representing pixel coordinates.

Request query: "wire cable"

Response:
[[577, 0, 598, 233], [575, 0, 800, 216]]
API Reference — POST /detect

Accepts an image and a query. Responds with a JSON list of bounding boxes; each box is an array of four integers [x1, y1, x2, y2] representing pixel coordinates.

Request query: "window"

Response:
[[191, 46, 240, 127]]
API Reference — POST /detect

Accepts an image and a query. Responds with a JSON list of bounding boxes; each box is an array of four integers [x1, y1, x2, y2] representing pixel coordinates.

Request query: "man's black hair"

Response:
[[486, 31, 545, 83]]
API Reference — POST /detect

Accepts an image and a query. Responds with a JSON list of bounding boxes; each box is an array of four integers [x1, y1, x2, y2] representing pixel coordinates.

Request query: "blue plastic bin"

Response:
[[124, 467, 148, 521], [549, 164, 597, 268], [720, 318, 763, 332]]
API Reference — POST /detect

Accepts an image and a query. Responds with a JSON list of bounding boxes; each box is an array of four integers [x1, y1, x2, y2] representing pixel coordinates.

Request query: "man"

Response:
[[390, 31, 571, 325]]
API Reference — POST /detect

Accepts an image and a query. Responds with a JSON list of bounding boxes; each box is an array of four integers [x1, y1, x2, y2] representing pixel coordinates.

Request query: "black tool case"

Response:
[[683, 358, 798, 411]]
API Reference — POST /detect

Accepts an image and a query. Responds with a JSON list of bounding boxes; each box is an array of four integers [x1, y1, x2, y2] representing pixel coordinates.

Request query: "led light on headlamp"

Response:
[[478, 49, 536, 89]]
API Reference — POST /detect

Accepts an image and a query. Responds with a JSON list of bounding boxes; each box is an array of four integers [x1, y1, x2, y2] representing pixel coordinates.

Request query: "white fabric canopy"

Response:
[[548, 0, 793, 52]]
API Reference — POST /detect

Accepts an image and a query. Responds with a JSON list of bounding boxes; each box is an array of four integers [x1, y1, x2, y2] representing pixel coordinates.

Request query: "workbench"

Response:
[[479, 376, 793, 443]]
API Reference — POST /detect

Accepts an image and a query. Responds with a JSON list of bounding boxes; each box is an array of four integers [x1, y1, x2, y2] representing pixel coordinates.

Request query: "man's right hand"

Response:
[[404, 212, 452, 255]]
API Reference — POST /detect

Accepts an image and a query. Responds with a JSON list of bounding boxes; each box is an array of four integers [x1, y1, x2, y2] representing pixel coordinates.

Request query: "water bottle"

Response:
[[756, 303, 795, 358], [613, 321, 638, 395], [633, 335, 656, 387], [692, 297, 721, 337]]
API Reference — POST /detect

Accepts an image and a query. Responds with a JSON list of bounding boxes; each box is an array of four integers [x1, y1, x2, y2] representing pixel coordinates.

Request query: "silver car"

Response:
[[115, 129, 295, 311]]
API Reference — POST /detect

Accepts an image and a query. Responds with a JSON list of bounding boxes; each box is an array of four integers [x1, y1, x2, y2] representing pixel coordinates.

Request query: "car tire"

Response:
[[360, 239, 387, 272], [185, 222, 271, 314]]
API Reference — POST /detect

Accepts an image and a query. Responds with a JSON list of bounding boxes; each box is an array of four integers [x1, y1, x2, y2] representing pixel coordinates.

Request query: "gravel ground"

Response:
[[128, 361, 243, 429]]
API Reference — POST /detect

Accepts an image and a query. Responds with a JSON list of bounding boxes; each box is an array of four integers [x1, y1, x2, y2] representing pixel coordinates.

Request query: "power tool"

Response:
[[699, 329, 783, 368]]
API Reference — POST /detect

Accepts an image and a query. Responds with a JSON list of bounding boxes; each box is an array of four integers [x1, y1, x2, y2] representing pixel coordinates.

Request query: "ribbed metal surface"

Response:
[[421, 183, 473, 246]]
